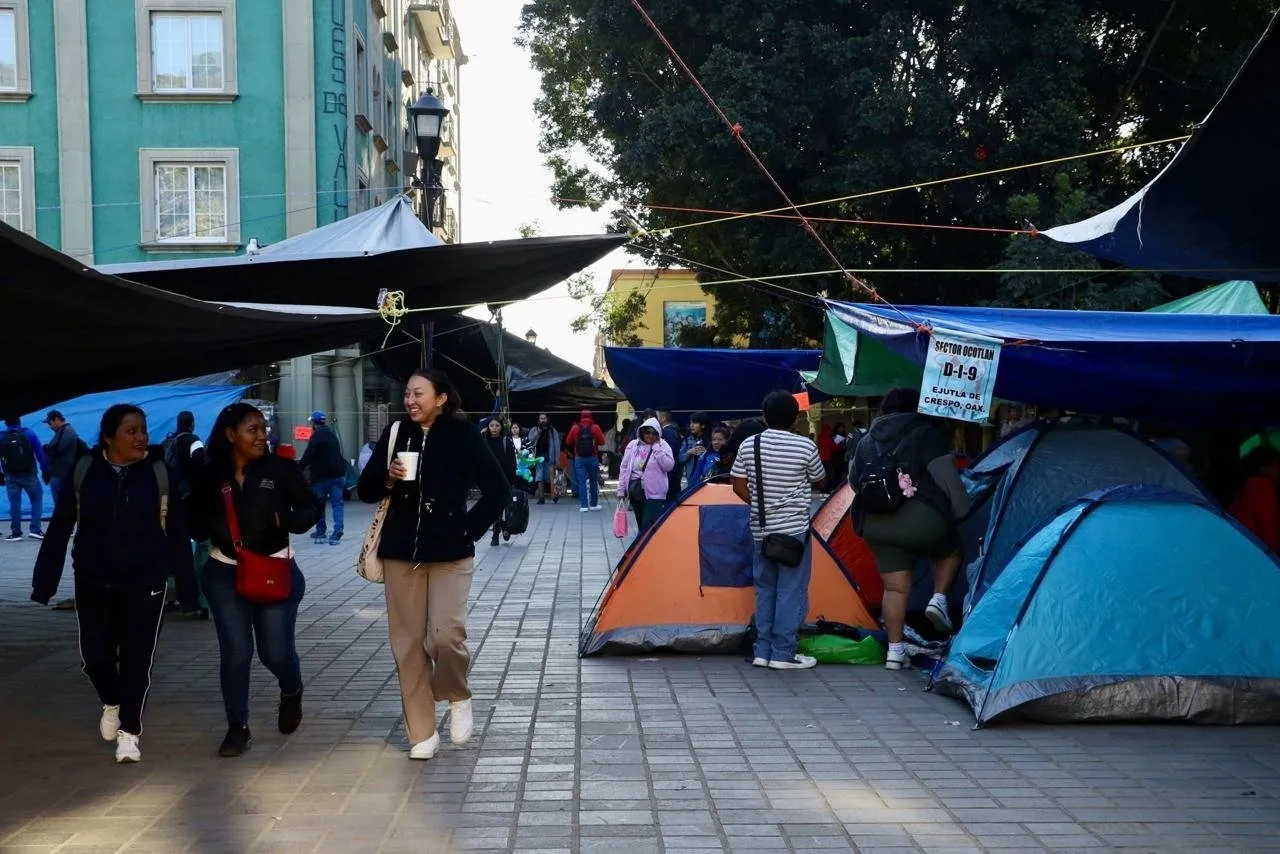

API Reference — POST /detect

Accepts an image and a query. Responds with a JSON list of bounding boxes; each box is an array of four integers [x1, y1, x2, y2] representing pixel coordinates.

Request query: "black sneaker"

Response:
[[26, 531, 44, 541], [328, 532, 343, 546], [4, 534, 22, 543], [218, 724, 252, 757], [278, 689, 303, 734]]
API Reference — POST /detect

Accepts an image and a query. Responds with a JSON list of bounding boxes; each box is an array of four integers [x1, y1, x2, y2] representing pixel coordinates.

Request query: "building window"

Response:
[[139, 147, 240, 250], [0, 146, 35, 235], [0, 1, 32, 101], [355, 34, 368, 119], [135, 1, 237, 102]]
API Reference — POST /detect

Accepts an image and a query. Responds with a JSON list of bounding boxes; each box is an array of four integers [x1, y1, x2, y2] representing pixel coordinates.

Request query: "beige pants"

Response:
[[383, 558, 473, 744]]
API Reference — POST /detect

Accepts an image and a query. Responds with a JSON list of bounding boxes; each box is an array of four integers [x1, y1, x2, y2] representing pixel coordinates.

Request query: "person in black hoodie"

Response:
[[188, 402, 321, 758], [849, 388, 971, 671], [31, 404, 199, 764], [298, 410, 347, 546], [358, 368, 507, 761], [482, 417, 516, 546]]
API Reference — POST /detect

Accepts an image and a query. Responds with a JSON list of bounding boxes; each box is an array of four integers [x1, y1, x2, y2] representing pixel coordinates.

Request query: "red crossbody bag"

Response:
[[221, 483, 292, 604]]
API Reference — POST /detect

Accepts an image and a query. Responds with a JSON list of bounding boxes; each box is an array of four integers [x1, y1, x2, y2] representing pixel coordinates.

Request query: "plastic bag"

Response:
[[797, 633, 886, 665], [612, 501, 629, 538]]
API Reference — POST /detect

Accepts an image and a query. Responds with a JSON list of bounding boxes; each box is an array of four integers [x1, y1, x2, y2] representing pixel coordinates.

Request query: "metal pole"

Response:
[[492, 308, 509, 421], [418, 157, 436, 369]]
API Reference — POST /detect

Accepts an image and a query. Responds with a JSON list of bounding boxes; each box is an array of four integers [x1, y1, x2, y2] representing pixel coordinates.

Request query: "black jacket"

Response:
[[484, 432, 517, 485], [850, 413, 954, 520], [299, 424, 347, 480], [44, 423, 83, 480], [31, 448, 198, 607], [661, 423, 683, 500], [188, 454, 321, 558], [357, 415, 507, 563]]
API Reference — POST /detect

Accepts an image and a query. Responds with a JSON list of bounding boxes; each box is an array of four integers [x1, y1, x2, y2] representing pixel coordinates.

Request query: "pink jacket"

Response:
[[617, 418, 675, 500]]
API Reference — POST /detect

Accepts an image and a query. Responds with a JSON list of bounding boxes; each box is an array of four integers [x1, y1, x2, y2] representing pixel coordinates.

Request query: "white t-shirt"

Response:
[[730, 429, 825, 539]]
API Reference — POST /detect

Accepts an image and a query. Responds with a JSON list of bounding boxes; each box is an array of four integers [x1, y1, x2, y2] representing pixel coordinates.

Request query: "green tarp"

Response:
[[1146, 280, 1269, 316]]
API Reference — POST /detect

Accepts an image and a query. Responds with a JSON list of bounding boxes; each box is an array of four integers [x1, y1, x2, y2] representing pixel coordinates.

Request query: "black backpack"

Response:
[[575, 426, 597, 458], [1, 430, 36, 475], [855, 430, 916, 515]]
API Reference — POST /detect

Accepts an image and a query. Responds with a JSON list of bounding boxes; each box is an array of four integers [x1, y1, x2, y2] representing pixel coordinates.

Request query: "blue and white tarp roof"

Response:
[[826, 300, 1280, 427], [1042, 13, 1280, 279]]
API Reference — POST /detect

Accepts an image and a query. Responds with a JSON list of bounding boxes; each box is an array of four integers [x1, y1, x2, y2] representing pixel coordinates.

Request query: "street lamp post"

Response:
[[408, 90, 451, 368], [524, 329, 538, 346]]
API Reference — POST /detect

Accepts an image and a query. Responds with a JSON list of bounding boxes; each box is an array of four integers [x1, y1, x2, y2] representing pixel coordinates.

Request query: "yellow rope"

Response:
[[658, 134, 1192, 234]]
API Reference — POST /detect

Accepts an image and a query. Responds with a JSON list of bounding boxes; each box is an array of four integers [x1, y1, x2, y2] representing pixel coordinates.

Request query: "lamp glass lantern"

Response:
[[524, 329, 538, 345], [408, 90, 450, 161]]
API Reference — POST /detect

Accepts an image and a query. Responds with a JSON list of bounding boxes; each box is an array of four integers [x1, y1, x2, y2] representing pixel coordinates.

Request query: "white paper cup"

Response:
[[396, 451, 419, 481]]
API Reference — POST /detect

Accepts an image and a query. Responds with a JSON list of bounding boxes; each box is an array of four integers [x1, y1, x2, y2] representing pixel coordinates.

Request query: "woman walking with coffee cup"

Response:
[[357, 368, 507, 760]]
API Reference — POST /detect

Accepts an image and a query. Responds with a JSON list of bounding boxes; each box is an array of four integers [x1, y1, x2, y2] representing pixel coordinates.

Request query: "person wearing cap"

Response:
[[43, 410, 84, 506], [298, 411, 347, 545]]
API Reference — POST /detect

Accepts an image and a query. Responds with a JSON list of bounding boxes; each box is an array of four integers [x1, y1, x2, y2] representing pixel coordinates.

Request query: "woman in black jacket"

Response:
[[31, 404, 198, 764], [188, 402, 321, 758], [482, 417, 516, 545], [358, 368, 507, 761]]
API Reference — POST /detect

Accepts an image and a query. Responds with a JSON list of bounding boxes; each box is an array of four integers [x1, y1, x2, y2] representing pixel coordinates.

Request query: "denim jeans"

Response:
[[751, 535, 813, 663], [5, 473, 43, 536], [574, 457, 600, 509], [202, 559, 306, 726], [48, 476, 64, 508], [311, 477, 345, 538]]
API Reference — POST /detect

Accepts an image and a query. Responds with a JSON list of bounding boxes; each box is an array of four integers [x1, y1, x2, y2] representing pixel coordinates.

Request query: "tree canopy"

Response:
[[519, 0, 1276, 347]]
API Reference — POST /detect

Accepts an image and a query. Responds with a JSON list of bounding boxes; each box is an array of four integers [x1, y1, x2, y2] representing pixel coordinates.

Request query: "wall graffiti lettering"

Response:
[[323, 0, 348, 221]]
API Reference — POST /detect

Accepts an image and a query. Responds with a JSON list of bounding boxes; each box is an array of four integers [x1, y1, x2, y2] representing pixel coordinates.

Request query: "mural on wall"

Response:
[[663, 301, 707, 348], [321, 0, 349, 224]]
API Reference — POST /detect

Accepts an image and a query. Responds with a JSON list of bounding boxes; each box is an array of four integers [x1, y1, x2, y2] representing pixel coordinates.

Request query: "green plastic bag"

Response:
[[797, 633, 886, 665]]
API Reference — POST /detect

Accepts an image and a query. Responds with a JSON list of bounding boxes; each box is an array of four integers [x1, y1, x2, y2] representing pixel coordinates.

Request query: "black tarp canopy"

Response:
[[1043, 12, 1280, 278], [100, 232, 629, 312], [371, 314, 622, 431], [0, 222, 401, 415]]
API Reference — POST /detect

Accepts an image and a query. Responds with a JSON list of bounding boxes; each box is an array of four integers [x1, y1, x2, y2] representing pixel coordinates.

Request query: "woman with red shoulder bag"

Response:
[[189, 403, 321, 758]]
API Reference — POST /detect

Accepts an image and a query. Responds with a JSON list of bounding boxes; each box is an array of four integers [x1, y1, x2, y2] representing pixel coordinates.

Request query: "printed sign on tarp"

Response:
[[919, 328, 1002, 424], [293, 425, 313, 441]]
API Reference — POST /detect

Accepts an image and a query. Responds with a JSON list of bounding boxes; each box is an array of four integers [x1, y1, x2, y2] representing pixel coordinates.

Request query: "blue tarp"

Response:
[[2, 383, 244, 523], [825, 300, 1280, 427], [604, 347, 820, 420], [936, 487, 1280, 725], [1042, 14, 1280, 278]]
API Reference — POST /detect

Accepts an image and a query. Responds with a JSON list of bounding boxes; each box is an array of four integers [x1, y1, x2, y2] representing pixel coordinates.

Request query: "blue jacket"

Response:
[[1, 426, 47, 477]]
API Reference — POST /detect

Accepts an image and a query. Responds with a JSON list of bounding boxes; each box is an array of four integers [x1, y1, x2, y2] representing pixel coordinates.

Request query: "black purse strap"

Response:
[[753, 434, 766, 529]]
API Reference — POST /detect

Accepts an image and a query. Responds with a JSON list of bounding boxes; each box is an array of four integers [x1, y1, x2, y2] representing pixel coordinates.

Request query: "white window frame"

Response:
[[135, 0, 237, 102], [138, 147, 240, 251], [0, 146, 35, 235], [0, 1, 32, 102]]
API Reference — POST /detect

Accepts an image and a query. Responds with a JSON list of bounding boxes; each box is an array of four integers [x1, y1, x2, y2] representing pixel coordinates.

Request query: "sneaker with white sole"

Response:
[[26, 531, 44, 541], [409, 732, 440, 760], [3, 533, 21, 543], [768, 654, 817, 670], [589, 505, 602, 512], [579, 507, 591, 513], [115, 731, 141, 763], [751, 657, 769, 667], [925, 600, 953, 634], [99, 704, 121, 741], [885, 648, 909, 671], [449, 700, 474, 745]]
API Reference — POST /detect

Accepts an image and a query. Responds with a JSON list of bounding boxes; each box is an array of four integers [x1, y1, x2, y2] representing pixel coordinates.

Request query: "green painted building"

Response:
[[0, 0, 463, 265]]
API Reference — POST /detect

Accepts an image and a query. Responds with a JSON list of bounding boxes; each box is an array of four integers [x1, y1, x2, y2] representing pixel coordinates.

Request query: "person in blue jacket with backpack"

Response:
[[3, 415, 47, 541]]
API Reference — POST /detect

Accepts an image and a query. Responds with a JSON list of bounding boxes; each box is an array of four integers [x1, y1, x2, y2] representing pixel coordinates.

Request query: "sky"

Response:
[[450, 0, 633, 372]]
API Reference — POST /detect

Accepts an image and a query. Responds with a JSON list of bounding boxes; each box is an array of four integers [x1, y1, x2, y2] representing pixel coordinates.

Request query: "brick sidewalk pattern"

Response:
[[0, 500, 1278, 853]]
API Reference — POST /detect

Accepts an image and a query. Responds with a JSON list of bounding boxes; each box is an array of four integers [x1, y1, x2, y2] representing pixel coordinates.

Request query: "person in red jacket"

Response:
[[564, 410, 605, 512], [1231, 446, 1280, 553]]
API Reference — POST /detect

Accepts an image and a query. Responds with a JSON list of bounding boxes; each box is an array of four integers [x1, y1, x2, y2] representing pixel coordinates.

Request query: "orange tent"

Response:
[[580, 483, 876, 656], [812, 484, 883, 608]]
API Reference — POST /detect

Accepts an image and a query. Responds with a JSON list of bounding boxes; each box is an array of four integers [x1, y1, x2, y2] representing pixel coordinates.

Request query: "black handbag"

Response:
[[753, 436, 806, 567], [626, 446, 653, 505]]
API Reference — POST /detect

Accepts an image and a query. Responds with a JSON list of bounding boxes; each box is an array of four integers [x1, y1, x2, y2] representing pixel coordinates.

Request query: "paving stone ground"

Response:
[[1, 498, 1279, 853]]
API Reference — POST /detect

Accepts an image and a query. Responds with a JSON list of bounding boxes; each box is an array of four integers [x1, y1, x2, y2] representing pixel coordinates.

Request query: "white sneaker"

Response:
[[409, 732, 440, 760], [99, 705, 120, 741], [589, 505, 602, 512], [925, 600, 954, 634], [449, 700, 474, 745], [115, 731, 141, 763], [885, 648, 909, 671], [768, 654, 817, 670], [579, 507, 591, 513], [751, 657, 769, 668]]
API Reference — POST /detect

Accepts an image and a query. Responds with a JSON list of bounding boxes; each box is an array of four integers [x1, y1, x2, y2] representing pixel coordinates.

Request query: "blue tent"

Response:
[[2, 383, 244, 523], [603, 347, 820, 420], [960, 420, 1205, 610], [1042, 14, 1280, 279], [825, 301, 1280, 427], [935, 486, 1280, 725]]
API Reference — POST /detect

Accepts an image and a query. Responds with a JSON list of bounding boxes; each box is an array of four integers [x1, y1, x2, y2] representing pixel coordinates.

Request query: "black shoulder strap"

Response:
[[753, 434, 766, 528]]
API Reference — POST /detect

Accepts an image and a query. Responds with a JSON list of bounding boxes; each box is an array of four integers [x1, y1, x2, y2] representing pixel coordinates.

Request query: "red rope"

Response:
[[627, 0, 921, 328]]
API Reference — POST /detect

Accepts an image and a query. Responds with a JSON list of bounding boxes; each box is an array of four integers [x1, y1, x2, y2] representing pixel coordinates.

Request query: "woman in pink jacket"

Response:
[[617, 417, 675, 534]]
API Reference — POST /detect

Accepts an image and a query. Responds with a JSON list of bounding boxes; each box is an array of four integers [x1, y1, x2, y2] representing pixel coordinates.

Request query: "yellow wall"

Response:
[[606, 268, 716, 348]]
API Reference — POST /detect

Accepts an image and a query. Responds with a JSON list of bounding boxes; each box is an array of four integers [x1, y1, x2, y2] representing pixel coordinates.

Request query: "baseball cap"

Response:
[[311, 410, 326, 423], [44, 410, 64, 424]]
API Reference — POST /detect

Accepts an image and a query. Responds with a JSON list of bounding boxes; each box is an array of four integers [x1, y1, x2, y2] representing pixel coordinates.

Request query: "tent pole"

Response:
[[423, 321, 435, 369]]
